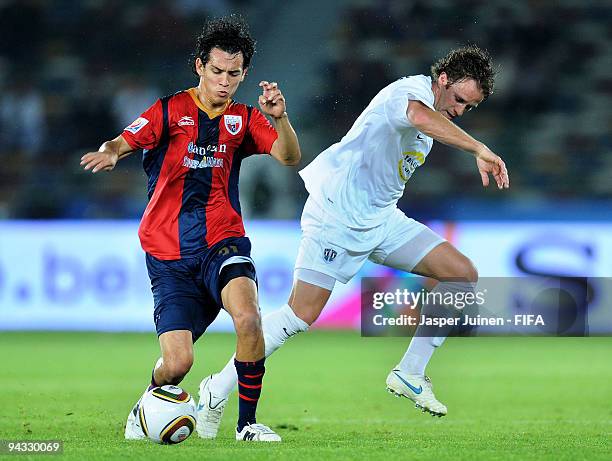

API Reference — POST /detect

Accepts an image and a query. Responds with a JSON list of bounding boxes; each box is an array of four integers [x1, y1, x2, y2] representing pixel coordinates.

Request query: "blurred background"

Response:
[[2, 0, 611, 220], [0, 0, 610, 332]]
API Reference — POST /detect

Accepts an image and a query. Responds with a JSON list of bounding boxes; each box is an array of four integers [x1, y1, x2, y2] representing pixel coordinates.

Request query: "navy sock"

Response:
[[235, 358, 266, 431]]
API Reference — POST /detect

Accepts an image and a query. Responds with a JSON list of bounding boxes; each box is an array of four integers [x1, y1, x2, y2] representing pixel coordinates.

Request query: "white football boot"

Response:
[[236, 423, 281, 442], [386, 368, 448, 417], [124, 393, 147, 440], [196, 375, 228, 439]]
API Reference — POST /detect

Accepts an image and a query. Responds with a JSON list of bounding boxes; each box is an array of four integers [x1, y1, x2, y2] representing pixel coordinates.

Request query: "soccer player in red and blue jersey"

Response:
[[80, 15, 300, 442]]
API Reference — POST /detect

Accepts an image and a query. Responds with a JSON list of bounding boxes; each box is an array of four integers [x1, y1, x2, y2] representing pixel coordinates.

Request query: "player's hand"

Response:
[[80, 151, 119, 173], [258, 81, 287, 119], [475, 146, 509, 189]]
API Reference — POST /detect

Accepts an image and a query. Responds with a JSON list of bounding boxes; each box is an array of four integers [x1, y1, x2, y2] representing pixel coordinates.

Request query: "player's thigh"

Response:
[[205, 237, 262, 333], [296, 197, 371, 284], [371, 210, 446, 274], [287, 275, 333, 326], [291, 197, 373, 323], [411, 242, 478, 282], [220, 275, 259, 321], [146, 254, 219, 343], [293, 234, 366, 324]]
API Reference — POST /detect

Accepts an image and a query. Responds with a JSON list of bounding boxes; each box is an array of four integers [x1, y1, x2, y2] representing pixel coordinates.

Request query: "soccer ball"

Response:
[[138, 385, 197, 444]]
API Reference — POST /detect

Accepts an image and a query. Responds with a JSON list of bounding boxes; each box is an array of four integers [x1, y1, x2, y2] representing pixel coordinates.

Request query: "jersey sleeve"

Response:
[[121, 99, 164, 150], [385, 77, 435, 130], [242, 107, 278, 156]]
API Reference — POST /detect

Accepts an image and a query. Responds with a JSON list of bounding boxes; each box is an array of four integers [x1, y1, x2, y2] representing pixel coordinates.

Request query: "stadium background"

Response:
[[0, 0, 610, 331], [0, 1, 610, 459]]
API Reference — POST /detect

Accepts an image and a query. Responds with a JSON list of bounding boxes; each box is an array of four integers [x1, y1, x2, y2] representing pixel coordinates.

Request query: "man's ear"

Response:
[[241, 67, 248, 82], [195, 57, 205, 77], [438, 72, 449, 87]]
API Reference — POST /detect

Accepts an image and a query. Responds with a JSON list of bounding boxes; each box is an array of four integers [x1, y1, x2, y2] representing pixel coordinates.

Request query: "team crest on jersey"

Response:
[[125, 117, 149, 134], [178, 116, 194, 126], [323, 248, 338, 263], [224, 115, 242, 135]]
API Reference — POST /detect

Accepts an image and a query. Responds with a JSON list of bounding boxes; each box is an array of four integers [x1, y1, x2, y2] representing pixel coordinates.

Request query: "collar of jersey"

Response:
[[187, 88, 231, 119]]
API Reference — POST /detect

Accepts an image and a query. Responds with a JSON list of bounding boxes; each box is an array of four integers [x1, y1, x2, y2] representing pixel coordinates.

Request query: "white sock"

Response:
[[397, 281, 475, 375], [209, 304, 309, 397], [398, 336, 445, 375]]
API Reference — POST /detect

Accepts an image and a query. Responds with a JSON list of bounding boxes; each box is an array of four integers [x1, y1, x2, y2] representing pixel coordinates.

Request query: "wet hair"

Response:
[[191, 14, 256, 75], [431, 45, 496, 99]]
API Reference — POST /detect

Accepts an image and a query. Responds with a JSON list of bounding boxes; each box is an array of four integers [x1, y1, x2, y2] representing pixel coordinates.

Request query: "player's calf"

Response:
[[205, 303, 310, 401]]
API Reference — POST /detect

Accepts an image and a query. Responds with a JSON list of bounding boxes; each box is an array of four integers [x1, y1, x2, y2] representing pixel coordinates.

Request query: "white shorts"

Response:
[[294, 197, 445, 284]]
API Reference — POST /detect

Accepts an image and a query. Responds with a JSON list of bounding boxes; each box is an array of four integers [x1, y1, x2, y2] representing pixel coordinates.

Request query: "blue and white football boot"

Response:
[[386, 368, 448, 417], [196, 375, 228, 439]]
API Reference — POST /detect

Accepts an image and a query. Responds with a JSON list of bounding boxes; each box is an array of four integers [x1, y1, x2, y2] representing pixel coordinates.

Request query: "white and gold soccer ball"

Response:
[[138, 385, 197, 444]]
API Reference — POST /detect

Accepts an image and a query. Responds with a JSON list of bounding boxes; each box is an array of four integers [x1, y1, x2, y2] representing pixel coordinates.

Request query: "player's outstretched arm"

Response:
[[80, 135, 134, 173], [258, 81, 301, 166], [407, 100, 509, 189]]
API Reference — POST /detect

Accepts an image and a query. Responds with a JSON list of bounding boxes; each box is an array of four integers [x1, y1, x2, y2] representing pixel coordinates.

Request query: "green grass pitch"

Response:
[[1, 331, 610, 460]]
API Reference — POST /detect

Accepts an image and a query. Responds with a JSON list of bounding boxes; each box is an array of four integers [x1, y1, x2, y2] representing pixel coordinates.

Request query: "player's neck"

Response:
[[431, 81, 441, 109], [195, 86, 229, 113]]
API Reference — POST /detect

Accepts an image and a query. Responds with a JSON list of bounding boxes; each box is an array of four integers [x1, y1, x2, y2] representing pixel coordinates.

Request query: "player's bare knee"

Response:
[[452, 256, 478, 283], [463, 259, 479, 283], [233, 309, 262, 338], [163, 355, 193, 384]]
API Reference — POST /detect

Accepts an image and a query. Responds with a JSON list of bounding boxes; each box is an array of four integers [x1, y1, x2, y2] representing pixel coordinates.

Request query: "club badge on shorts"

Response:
[[224, 115, 242, 135], [323, 248, 337, 263]]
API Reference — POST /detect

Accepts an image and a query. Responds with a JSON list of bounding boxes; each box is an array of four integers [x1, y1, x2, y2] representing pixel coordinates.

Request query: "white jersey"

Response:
[[299, 74, 435, 229]]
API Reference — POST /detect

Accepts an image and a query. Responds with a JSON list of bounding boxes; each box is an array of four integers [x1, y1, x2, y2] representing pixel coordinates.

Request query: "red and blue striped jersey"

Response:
[[122, 88, 278, 260]]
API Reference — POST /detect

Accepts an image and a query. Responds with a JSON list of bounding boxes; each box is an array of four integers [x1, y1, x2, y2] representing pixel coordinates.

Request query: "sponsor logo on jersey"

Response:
[[125, 117, 149, 134], [187, 141, 227, 155], [183, 156, 224, 169], [323, 248, 337, 263], [178, 116, 195, 126], [224, 115, 242, 135], [398, 151, 426, 182]]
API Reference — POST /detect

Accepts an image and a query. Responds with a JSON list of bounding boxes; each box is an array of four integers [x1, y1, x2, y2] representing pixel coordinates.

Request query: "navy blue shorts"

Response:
[[146, 237, 257, 342]]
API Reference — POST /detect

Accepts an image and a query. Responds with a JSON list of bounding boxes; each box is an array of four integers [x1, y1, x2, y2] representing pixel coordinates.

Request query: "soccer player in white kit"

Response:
[[197, 46, 510, 437]]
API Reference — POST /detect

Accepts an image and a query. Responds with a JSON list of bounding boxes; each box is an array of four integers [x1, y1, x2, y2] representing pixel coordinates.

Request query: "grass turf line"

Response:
[[1, 331, 610, 460]]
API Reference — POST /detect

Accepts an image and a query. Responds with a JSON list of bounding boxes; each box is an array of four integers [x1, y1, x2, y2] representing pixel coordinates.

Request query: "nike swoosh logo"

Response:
[[197, 393, 225, 411], [393, 372, 422, 394], [417, 134, 425, 140], [283, 327, 296, 338], [208, 394, 225, 409]]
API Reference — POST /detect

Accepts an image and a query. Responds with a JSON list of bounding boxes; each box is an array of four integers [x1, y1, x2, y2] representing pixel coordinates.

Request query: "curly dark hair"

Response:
[[191, 14, 256, 75], [431, 45, 496, 99]]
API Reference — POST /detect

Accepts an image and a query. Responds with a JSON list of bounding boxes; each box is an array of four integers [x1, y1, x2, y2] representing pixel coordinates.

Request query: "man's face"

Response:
[[196, 47, 247, 106], [434, 73, 484, 121]]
